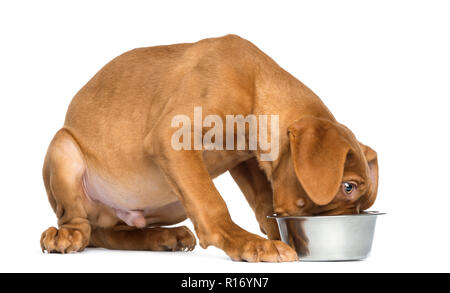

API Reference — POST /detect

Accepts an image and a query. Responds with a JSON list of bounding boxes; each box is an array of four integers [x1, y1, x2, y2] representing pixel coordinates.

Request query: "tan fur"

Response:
[[41, 35, 378, 262]]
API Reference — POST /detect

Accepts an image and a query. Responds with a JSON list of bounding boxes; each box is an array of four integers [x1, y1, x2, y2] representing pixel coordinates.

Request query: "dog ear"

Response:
[[359, 143, 379, 210], [288, 117, 351, 206]]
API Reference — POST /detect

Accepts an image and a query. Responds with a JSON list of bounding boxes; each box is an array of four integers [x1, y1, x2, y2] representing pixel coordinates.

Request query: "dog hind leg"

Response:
[[89, 225, 196, 251], [40, 129, 91, 253]]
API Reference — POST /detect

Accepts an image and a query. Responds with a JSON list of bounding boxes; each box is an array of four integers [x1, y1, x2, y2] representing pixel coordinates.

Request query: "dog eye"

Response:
[[342, 182, 356, 195]]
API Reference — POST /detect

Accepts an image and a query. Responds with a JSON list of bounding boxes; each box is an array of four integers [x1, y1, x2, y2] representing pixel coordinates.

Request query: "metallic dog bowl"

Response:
[[268, 211, 384, 261]]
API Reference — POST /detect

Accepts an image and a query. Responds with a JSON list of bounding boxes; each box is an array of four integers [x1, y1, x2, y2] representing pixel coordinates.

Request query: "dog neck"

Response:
[[251, 59, 335, 177]]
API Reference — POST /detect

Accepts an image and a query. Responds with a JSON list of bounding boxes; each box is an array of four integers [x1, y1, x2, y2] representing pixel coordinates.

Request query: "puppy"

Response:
[[41, 35, 378, 262]]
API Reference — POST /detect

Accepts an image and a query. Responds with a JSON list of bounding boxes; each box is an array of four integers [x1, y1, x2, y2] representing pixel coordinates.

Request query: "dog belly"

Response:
[[80, 150, 251, 228], [82, 166, 186, 228]]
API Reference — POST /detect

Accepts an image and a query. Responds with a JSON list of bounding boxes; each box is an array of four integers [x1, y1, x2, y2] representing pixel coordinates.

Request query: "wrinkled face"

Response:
[[272, 117, 379, 216]]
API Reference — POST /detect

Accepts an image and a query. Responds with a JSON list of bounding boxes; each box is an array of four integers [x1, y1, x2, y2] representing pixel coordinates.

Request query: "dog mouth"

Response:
[[309, 202, 361, 216], [274, 202, 361, 217]]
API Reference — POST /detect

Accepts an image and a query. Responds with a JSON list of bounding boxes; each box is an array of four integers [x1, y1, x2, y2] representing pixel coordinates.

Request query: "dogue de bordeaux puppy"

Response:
[[41, 35, 378, 262]]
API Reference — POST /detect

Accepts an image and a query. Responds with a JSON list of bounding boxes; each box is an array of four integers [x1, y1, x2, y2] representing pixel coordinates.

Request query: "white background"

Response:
[[1, 0, 449, 273]]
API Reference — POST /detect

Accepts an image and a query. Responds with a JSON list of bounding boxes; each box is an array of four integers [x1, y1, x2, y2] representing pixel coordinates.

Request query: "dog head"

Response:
[[272, 117, 378, 216]]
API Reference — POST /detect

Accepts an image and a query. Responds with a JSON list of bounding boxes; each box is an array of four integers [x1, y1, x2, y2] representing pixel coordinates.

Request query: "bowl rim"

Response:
[[267, 210, 385, 219]]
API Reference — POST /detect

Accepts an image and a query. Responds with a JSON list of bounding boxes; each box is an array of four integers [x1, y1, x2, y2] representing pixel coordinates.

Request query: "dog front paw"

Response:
[[225, 236, 298, 262], [40, 226, 87, 253]]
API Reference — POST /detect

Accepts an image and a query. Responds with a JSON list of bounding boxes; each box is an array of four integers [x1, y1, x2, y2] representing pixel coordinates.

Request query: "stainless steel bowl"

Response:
[[268, 211, 384, 261]]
